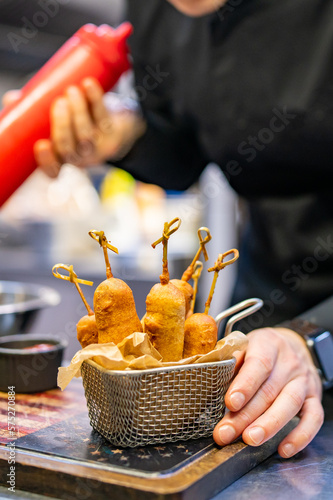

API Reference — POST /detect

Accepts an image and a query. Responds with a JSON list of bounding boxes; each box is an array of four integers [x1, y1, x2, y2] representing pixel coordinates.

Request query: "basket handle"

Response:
[[215, 298, 263, 337]]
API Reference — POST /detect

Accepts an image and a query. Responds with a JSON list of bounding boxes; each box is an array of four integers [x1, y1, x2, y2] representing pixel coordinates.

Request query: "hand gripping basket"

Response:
[[81, 298, 263, 448]]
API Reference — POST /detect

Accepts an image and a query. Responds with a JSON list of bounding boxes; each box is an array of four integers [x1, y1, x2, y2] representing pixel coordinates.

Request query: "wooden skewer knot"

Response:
[[88, 230, 119, 254], [197, 227, 212, 262], [52, 263, 94, 286], [151, 218, 181, 248], [207, 249, 239, 273]]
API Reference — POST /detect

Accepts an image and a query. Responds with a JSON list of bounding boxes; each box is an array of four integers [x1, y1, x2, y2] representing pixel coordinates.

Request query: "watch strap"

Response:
[[279, 317, 333, 389], [279, 318, 323, 338]]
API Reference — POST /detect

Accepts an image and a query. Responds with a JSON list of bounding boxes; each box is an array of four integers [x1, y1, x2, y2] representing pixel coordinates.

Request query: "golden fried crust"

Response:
[[76, 314, 98, 348], [144, 282, 185, 362], [183, 313, 218, 357], [94, 278, 143, 345], [170, 279, 193, 315]]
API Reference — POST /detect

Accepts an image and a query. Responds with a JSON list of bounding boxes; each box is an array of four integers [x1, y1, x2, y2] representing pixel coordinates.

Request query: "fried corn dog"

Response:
[[183, 313, 217, 357], [90, 230, 143, 345], [144, 218, 185, 362], [183, 249, 239, 357], [77, 314, 98, 348], [169, 280, 193, 316]]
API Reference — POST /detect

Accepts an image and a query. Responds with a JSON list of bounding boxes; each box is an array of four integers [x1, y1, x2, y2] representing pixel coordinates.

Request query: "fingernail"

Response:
[[54, 98, 68, 112], [248, 427, 265, 445], [67, 86, 79, 96], [218, 425, 236, 444], [84, 79, 95, 92], [229, 392, 245, 411], [44, 164, 60, 178], [83, 77, 95, 86], [281, 443, 295, 458]]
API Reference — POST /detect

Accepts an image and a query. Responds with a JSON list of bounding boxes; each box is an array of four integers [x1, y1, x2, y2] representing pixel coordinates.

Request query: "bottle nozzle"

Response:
[[97, 22, 133, 45]]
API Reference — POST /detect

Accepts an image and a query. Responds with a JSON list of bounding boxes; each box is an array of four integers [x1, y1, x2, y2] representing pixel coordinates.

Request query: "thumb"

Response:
[[233, 349, 246, 374], [2, 89, 22, 107]]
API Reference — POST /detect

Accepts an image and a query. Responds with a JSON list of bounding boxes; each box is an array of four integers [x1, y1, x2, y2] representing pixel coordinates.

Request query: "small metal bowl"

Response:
[[0, 333, 67, 393], [0, 280, 60, 337]]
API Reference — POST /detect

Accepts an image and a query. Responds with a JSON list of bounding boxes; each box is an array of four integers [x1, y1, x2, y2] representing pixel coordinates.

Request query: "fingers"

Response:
[[233, 349, 245, 375], [216, 362, 307, 446], [33, 80, 110, 174], [34, 79, 130, 172], [2, 89, 21, 107], [213, 332, 279, 447], [214, 391, 324, 460], [51, 97, 78, 164], [82, 78, 111, 131], [213, 377, 307, 448], [49, 81, 110, 166], [278, 396, 324, 458], [213, 327, 324, 456], [34, 139, 60, 178], [225, 329, 278, 412], [35, 96, 80, 173], [65, 85, 94, 143], [241, 377, 307, 446]]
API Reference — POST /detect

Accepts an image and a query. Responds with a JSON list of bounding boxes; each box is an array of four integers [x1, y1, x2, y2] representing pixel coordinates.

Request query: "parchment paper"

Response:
[[58, 330, 248, 390]]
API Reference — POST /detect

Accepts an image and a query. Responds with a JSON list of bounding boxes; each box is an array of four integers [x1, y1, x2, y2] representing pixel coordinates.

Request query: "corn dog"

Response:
[[89, 230, 143, 345], [144, 218, 185, 361], [183, 250, 239, 357]]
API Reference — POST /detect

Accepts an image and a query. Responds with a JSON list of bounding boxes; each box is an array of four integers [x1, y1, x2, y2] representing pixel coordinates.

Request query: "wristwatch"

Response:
[[280, 318, 333, 390]]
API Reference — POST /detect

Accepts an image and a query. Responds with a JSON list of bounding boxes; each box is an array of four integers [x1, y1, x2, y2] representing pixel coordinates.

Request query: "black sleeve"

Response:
[[113, 110, 208, 192], [111, 0, 209, 191]]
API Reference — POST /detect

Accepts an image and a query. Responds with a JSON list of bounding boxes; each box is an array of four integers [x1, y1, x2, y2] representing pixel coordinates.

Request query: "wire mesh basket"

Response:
[[81, 298, 263, 447], [81, 357, 236, 447]]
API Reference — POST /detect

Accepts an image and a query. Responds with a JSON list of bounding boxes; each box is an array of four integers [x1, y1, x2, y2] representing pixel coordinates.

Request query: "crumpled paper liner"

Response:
[[58, 330, 248, 391]]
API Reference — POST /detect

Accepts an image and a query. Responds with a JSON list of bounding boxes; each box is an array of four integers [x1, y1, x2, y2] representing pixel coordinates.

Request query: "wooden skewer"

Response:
[[205, 249, 239, 315], [181, 227, 212, 282], [52, 263, 94, 316], [189, 261, 203, 315], [88, 230, 118, 279], [151, 217, 181, 285]]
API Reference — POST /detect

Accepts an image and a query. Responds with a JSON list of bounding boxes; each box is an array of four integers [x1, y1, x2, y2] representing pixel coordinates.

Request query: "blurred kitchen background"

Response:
[[0, 0, 238, 359]]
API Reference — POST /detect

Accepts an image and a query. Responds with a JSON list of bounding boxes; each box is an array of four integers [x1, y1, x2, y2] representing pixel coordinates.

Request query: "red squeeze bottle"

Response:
[[0, 22, 133, 208]]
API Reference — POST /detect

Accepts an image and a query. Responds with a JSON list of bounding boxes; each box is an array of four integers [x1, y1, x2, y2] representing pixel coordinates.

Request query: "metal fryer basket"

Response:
[[81, 298, 263, 447], [81, 357, 236, 448]]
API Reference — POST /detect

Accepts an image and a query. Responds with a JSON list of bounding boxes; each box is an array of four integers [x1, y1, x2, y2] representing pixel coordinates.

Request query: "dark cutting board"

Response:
[[0, 379, 297, 499]]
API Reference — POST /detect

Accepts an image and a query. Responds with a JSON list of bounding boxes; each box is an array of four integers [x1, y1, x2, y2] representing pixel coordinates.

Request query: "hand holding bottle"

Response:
[[4, 79, 146, 178], [0, 23, 138, 206]]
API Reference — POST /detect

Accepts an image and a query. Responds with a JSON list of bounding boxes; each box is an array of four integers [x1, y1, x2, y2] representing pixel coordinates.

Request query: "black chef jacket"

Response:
[[117, 0, 333, 329]]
